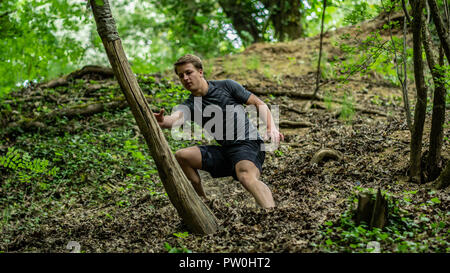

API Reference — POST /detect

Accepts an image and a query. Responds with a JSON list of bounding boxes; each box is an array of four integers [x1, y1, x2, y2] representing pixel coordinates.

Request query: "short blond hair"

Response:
[[174, 54, 203, 74]]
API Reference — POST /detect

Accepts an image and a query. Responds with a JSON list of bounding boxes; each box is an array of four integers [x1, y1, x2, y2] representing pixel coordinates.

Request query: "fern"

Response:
[[0, 147, 59, 185]]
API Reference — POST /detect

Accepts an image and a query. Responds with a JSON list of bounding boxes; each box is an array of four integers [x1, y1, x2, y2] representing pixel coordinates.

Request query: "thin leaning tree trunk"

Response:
[[89, 0, 218, 234], [313, 0, 327, 98]]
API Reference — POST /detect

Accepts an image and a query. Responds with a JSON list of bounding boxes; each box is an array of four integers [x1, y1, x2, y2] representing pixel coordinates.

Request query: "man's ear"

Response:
[[198, 69, 204, 77]]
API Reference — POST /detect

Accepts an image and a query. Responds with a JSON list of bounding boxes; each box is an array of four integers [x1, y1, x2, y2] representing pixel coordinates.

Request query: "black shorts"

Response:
[[199, 140, 265, 180]]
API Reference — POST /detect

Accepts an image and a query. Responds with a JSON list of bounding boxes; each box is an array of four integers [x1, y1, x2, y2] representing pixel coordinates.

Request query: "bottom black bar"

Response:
[[1, 253, 445, 272]]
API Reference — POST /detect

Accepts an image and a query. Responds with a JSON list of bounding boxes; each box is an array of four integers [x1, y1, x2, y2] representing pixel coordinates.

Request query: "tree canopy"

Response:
[[0, 0, 381, 98]]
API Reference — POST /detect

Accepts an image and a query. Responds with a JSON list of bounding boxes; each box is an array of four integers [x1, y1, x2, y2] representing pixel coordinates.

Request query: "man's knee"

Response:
[[235, 162, 258, 186], [175, 147, 201, 169], [238, 173, 256, 189], [175, 149, 189, 164]]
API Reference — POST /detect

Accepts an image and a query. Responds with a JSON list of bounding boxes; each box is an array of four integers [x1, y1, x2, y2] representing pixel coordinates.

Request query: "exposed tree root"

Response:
[[84, 81, 117, 95], [39, 65, 114, 89], [279, 120, 313, 128], [2, 96, 44, 104], [280, 104, 306, 115], [311, 148, 343, 164]]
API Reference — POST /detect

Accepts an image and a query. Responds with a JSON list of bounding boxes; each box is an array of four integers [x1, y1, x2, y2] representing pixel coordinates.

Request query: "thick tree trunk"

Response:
[[269, 0, 303, 41], [262, 0, 303, 41], [89, 0, 218, 234], [218, 0, 263, 44], [409, 0, 428, 183], [422, 22, 447, 181]]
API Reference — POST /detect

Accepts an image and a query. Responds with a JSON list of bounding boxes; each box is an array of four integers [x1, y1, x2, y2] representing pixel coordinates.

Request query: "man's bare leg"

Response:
[[235, 160, 275, 208], [175, 146, 207, 199]]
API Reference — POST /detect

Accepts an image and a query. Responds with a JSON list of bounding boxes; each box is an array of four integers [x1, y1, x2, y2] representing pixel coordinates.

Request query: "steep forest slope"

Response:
[[0, 15, 448, 253]]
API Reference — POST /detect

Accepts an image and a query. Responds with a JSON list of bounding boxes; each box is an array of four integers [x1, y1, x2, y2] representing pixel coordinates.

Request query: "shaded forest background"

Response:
[[0, 0, 381, 97], [0, 0, 449, 253]]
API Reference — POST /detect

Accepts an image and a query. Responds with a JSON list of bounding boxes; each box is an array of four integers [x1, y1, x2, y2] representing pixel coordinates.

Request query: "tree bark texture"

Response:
[[409, 0, 428, 183], [89, 0, 218, 234], [422, 21, 447, 181]]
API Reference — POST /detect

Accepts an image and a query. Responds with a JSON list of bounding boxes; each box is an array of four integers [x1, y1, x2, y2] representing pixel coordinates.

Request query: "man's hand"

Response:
[[265, 127, 284, 145], [154, 109, 165, 127]]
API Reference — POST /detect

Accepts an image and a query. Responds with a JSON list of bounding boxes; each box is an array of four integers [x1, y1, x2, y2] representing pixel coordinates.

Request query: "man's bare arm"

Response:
[[154, 109, 184, 129], [246, 94, 284, 144]]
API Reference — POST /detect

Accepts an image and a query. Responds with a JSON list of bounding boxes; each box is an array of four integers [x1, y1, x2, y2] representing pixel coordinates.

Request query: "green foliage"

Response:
[[173, 231, 189, 239], [343, 1, 379, 25], [0, 0, 239, 98], [144, 0, 238, 69], [333, 25, 412, 87], [164, 231, 192, 253], [0, 75, 201, 248], [0, 0, 388, 99], [164, 242, 192, 253], [223, 56, 245, 75], [0, 147, 59, 186], [324, 91, 334, 110], [311, 51, 337, 80], [246, 54, 261, 71], [316, 187, 449, 253], [303, 0, 380, 36], [433, 64, 450, 89], [0, 0, 88, 98], [339, 92, 355, 122]]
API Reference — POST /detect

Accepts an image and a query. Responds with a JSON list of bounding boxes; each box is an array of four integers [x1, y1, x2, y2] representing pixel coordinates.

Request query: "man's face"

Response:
[[176, 63, 204, 92]]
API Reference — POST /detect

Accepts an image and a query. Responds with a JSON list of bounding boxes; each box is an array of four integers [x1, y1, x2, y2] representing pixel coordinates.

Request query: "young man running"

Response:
[[154, 54, 283, 208]]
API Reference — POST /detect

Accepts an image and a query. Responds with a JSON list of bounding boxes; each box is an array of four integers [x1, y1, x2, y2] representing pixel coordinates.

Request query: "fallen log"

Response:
[[4, 97, 158, 133]]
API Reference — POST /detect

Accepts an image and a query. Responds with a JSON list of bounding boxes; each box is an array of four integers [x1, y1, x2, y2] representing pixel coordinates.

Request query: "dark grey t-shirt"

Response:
[[177, 79, 262, 146]]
